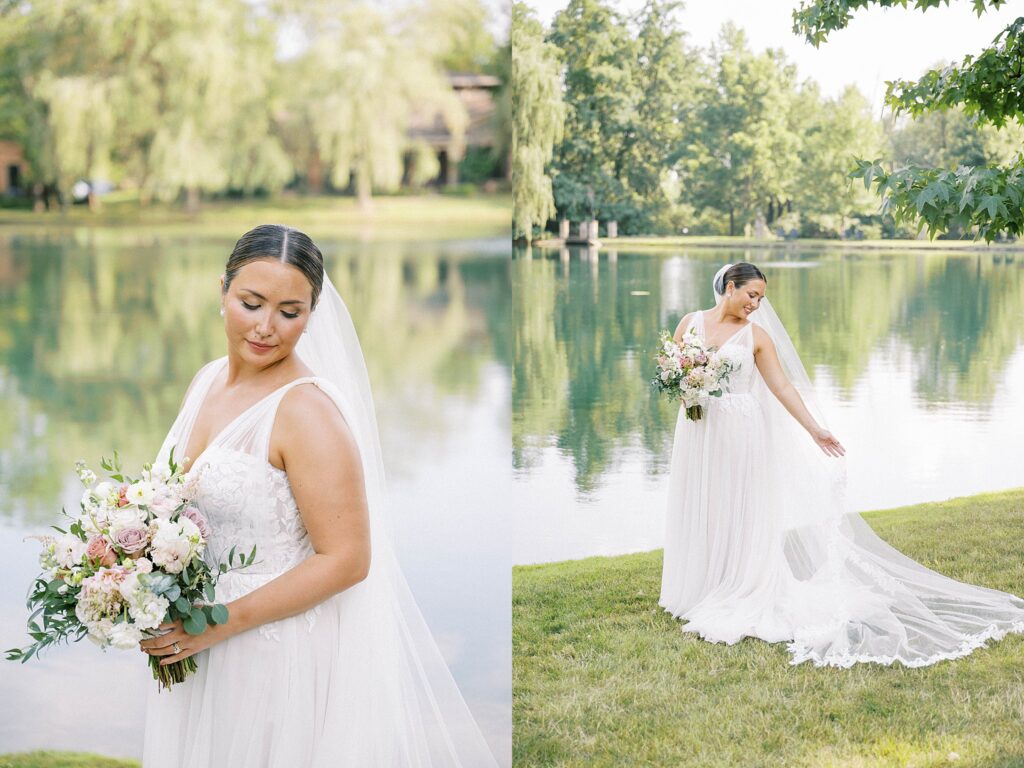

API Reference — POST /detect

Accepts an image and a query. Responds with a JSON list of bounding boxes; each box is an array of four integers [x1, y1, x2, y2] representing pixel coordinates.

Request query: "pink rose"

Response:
[[113, 525, 149, 555], [180, 506, 210, 540], [85, 535, 118, 567], [116, 485, 130, 508], [680, 355, 694, 368]]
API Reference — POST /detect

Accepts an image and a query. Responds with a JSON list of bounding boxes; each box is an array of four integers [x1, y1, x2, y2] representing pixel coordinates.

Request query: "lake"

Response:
[[512, 245, 1024, 565], [0, 230, 512, 765]]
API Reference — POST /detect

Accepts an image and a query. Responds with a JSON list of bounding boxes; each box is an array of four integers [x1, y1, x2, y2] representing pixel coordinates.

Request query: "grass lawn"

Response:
[[0, 753, 138, 768], [513, 488, 1024, 768], [0, 191, 511, 241], [530, 235, 1024, 254]]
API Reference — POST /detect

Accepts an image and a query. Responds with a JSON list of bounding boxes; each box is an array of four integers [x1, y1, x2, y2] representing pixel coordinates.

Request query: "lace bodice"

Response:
[[157, 357, 328, 639], [689, 310, 755, 394], [189, 446, 312, 580]]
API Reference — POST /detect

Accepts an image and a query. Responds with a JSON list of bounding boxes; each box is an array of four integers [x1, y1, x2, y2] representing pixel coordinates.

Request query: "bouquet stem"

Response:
[[149, 655, 198, 691], [685, 404, 703, 421]]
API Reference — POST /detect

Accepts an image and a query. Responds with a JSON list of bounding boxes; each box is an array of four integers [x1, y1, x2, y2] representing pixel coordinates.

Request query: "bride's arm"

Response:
[[752, 326, 845, 457], [142, 384, 371, 665]]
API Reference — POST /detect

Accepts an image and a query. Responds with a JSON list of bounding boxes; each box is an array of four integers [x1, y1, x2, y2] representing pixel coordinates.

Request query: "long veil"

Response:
[[714, 263, 1024, 667], [292, 272, 498, 764]]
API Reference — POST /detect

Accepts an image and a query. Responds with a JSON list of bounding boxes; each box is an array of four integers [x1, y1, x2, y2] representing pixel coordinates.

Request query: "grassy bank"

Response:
[[0, 192, 511, 240], [513, 488, 1024, 768], [0, 753, 138, 768], [530, 235, 1024, 254]]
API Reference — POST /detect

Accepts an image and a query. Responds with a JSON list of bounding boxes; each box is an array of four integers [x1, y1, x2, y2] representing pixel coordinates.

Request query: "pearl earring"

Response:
[[219, 307, 225, 317]]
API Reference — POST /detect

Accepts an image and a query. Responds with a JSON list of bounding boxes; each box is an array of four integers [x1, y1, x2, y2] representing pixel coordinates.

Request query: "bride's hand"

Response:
[[139, 612, 236, 665], [811, 427, 845, 457]]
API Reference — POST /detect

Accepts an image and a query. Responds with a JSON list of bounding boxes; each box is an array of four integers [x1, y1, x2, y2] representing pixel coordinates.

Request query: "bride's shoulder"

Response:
[[675, 309, 703, 334], [750, 324, 775, 351], [277, 380, 354, 440], [274, 381, 360, 468]]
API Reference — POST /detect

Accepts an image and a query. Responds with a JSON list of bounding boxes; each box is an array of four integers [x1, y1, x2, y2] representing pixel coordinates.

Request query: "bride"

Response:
[[138, 224, 497, 766], [659, 261, 1024, 667]]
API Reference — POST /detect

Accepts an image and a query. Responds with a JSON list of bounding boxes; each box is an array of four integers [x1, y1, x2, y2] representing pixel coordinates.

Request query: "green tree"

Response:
[[512, 2, 565, 240], [621, 1, 702, 229], [794, 1, 1024, 240], [548, 0, 640, 227], [790, 84, 884, 235], [682, 24, 800, 235]]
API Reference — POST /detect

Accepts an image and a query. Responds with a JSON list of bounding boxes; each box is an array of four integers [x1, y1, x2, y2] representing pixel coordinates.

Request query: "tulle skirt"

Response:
[[659, 392, 1024, 666], [142, 568, 484, 767], [659, 393, 795, 643]]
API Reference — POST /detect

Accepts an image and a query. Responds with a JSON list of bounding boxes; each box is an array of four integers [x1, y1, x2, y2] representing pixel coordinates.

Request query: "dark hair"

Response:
[[715, 262, 766, 296], [223, 224, 325, 308]]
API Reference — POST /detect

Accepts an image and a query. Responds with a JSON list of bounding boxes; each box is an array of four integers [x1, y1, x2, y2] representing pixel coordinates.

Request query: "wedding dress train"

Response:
[[659, 293, 1024, 668]]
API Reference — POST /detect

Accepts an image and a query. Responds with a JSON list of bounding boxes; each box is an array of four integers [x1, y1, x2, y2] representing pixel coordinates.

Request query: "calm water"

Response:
[[512, 245, 1024, 565], [0, 231, 512, 765]]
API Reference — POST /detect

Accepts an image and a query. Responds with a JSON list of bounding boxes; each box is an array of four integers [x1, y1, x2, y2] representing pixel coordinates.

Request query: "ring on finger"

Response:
[[172, 642, 181, 654]]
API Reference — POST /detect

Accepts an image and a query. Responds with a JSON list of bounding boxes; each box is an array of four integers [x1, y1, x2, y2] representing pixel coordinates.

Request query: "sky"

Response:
[[525, 0, 1024, 114]]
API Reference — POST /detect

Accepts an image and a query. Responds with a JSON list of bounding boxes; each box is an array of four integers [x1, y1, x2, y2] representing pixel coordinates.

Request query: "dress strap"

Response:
[[687, 311, 703, 335]]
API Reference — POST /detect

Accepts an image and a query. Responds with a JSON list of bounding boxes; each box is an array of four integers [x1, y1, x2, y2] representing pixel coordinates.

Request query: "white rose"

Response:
[[129, 593, 169, 631], [54, 533, 86, 569], [149, 519, 195, 574], [106, 504, 147, 534], [107, 621, 144, 650], [118, 571, 141, 603], [135, 557, 153, 574], [85, 618, 114, 646]]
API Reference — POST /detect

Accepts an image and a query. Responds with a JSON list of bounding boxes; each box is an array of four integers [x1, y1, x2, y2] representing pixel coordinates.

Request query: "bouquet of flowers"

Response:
[[5, 448, 255, 690], [652, 329, 737, 421]]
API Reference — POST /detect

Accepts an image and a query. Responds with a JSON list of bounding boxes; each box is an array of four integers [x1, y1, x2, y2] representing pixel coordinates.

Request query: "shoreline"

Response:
[[0, 193, 511, 241], [514, 485, 1024, 570], [529, 235, 1024, 255]]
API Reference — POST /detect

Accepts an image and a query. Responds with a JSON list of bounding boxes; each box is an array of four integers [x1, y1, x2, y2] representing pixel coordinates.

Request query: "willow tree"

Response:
[[0, 0, 292, 211], [512, 2, 565, 240], [137, 1, 292, 210], [276, 2, 467, 208], [794, 0, 1024, 240]]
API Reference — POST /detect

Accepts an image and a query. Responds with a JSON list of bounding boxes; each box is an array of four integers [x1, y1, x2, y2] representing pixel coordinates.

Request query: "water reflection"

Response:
[[512, 246, 1024, 564], [0, 232, 511, 764]]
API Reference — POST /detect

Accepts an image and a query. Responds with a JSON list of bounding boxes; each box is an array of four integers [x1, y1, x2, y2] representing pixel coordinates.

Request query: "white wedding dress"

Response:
[[143, 316, 496, 764], [659, 289, 1024, 668]]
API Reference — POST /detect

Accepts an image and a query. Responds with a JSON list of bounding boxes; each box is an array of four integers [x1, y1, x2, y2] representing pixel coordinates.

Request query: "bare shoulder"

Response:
[[272, 381, 360, 471], [673, 310, 700, 339], [751, 324, 775, 353]]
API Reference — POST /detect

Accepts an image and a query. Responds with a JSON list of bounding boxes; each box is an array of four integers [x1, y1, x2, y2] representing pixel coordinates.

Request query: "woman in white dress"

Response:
[[139, 224, 497, 766], [660, 262, 1024, 667]]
